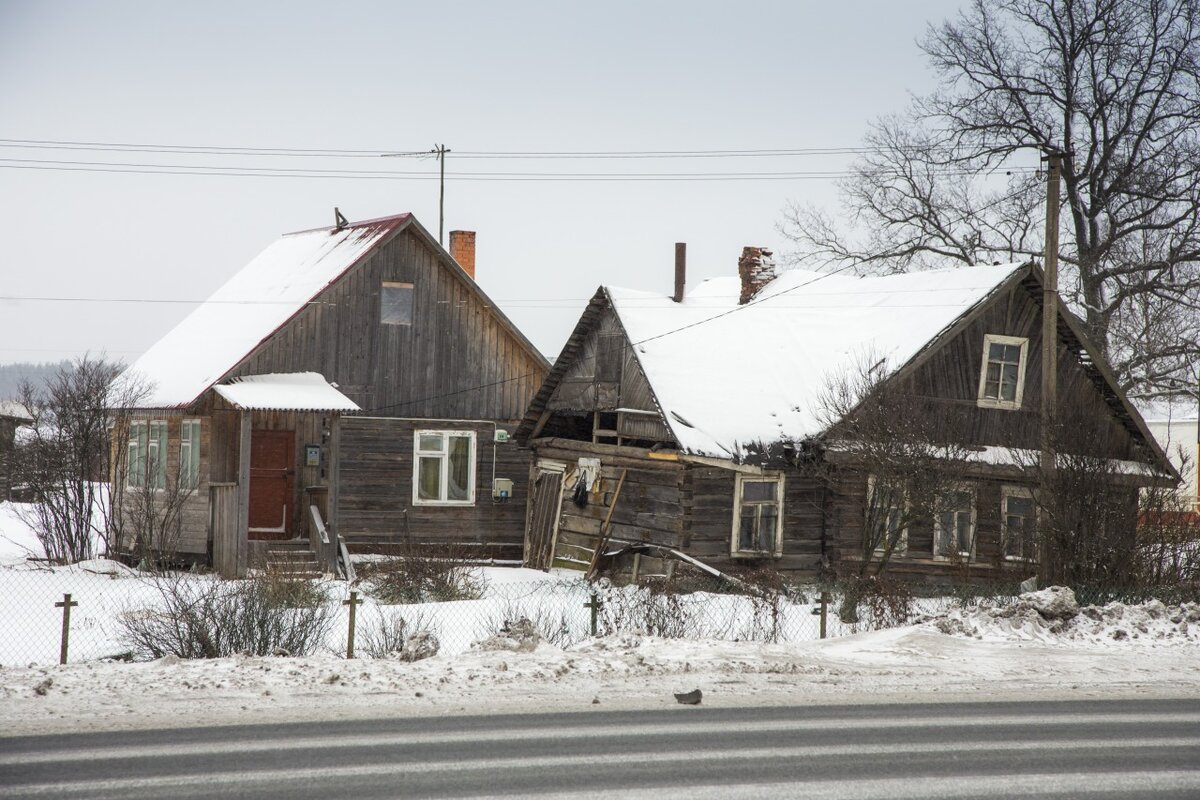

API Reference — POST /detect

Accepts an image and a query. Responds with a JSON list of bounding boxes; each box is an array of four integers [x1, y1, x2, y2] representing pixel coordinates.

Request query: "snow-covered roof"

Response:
[[0, 400, 32, 422], [125, 214, 410, 409], [1137, 397, 1199, 424], [212, 373, 360, 412], [607, 262, 1027, 459]]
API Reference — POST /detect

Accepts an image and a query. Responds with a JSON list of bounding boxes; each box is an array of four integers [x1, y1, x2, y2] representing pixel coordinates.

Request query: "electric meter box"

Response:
[[492, 478, 514, 500]]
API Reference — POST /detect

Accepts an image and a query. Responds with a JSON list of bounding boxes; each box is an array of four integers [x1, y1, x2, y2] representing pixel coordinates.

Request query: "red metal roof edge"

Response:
[[283, 212, 412, 238]]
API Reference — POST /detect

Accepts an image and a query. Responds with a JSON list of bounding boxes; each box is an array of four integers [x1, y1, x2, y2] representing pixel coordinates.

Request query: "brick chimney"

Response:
[[738, 246, 776, 304], [449, 230, 476, 279]]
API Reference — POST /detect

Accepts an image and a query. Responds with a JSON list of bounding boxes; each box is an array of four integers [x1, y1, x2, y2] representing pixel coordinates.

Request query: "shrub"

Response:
[[358, 543, 484, 604], [120, 573, 333, 659]]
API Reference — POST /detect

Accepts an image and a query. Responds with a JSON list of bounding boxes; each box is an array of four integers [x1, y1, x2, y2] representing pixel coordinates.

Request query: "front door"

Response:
[[249, 430, 294, 540]]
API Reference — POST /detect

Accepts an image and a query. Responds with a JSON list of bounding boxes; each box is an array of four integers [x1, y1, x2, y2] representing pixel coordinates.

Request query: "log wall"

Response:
[[335, 416, 531, 560]]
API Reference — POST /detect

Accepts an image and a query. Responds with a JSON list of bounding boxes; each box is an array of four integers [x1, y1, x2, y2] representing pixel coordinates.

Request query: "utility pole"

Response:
[[433, 143, 450, 245], [1040, 150, 1063, 481], [380, 144, 450, 245]]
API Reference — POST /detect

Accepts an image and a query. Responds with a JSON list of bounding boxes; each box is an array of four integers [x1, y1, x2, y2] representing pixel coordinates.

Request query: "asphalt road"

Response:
[[2, 699, 1199, 799]]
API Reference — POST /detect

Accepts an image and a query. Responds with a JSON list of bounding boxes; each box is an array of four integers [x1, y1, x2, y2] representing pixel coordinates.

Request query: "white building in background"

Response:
[[1141, 398, 1199, 511]]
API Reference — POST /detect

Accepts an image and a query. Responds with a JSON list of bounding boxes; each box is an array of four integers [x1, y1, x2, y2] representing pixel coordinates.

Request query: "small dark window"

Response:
[[381, 282, 414, 325]]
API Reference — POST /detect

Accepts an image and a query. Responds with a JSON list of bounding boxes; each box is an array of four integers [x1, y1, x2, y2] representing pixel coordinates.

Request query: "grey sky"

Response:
[[0, 0, 965, 365]]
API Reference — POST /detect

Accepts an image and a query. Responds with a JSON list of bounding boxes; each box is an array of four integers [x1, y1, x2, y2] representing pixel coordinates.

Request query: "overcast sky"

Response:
[[0, 0, 966, 366]]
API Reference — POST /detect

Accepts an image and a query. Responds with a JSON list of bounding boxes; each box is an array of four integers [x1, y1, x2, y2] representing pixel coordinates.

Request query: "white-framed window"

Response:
[[866, 475, 907, 556], [977, 334, 1029, 410], [934, 487, 975, 559], [413, 430, 476, 505], [179, 418, 202, 490], [128, 420, 167, 490], [1001, 486, 1038, 561], [381, 281, 414, 325], [731, 473, 785, 557]]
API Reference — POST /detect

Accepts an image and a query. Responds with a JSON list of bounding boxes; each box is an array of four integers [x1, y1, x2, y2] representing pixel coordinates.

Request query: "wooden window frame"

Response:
[[866, 475, 908, 557], [380, 281, 414, 326], [976, 334, 1029, 410], [129, 419, 168, 491], [730, 473, 785, 558], [1000, 485, 1039, 562], [126, 420, 147, 489], [933, 485, 976, 560], [412, 430, 477, 506], [179, 418, 202, 490]]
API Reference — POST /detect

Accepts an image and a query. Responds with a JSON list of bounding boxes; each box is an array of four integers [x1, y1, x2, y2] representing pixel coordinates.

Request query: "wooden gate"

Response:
[[524, 460, 566, 570], [249, 430, 294, 540]]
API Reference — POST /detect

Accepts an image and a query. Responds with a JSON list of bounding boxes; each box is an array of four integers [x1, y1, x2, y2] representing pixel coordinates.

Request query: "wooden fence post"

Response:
[[55, 593, 78, 665], [820, 591, 829, 640], [343, 591, 360, 659], [585, 590, 604, 636]]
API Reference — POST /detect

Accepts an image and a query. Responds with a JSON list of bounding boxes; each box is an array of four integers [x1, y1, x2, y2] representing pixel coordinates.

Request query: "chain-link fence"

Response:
[[2, 565, 839, 666], [3, 561, 1196, 667]]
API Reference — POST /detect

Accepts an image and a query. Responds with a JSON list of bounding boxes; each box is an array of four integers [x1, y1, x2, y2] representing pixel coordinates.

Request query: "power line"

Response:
[[0, 158, 1035, 183]]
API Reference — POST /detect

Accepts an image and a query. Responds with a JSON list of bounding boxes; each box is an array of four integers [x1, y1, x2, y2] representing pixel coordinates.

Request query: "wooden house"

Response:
[[0, 400, 32, 501], [115, 213, 549, 577], [515, 248, 1176, 585]]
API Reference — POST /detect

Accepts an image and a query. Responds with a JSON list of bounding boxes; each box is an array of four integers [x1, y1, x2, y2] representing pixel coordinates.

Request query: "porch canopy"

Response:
[[213, 372, 361, 412]]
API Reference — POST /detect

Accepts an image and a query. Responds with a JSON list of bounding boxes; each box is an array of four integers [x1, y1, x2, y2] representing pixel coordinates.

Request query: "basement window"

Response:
[[731, 474, 785, 558], [413, 430, 476, 505], [977, 334, 1028, 410], [381, 282, 414, 325]]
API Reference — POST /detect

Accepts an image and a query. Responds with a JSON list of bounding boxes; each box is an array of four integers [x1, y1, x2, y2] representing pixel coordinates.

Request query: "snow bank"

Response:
[[929, 587, 1199, 646]]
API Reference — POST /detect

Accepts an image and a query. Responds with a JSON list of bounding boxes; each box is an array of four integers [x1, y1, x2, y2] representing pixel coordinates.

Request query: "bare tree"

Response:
[[1009, 412, 1147, 586], [782, 0, 1200, 397], [10, 357, 141, 563], [815, 353, 974, 578]]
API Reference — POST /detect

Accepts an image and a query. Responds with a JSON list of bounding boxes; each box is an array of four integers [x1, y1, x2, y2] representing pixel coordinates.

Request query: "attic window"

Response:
[[381, 282, 413, 326], [977, 334, 1028, 410]]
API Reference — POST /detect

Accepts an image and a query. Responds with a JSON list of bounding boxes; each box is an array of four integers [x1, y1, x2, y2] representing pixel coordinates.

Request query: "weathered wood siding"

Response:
[[680, 467, 825, 579], [543, 305, 671, 442], [227, 227, 546, 421], [0, 417, 18, 500], [886, 278, 1142, 460], [334, 416, 529, 559]]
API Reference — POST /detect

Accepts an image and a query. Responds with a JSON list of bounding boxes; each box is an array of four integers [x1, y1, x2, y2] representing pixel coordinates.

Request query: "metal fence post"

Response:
[[343, 590, 360, 659], [54, 593, 78, 665]]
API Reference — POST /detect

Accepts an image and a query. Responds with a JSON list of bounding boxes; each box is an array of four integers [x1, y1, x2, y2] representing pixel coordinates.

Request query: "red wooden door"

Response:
[[248, 430, 294, 540]]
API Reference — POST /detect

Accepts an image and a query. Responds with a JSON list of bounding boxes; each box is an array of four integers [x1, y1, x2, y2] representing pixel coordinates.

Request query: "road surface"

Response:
[[3, 698, 1199, 798]]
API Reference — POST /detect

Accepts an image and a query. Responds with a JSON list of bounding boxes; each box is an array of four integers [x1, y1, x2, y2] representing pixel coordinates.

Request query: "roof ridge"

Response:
[[283, 212, 411, 238]]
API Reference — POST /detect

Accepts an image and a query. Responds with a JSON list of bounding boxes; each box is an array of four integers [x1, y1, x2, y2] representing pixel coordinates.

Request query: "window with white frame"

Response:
[[413, 431, 476, 505], [128, 420, 167, 489], [179, 418, 202, 490], [381, 282, 414, 325], [866, 476, 907, 556], [934, 488, 975, 558], [977, 334, 1029, 410], [732, 474, 784, 557], [1001, 487, 1038, 561]]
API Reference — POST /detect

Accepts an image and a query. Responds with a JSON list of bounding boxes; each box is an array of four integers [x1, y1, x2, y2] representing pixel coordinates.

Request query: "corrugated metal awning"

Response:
[[213, 373, 360, 412]]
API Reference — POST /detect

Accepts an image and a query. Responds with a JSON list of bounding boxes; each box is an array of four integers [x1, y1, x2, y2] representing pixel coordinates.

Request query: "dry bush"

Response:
[[836, 575, 914, 628], [358, 541, 484, 604], [119, 573, 333, 660]]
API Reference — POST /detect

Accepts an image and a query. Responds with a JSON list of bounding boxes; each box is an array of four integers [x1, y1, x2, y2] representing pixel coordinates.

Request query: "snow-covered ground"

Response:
[[3, 503, 1198, 737]]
